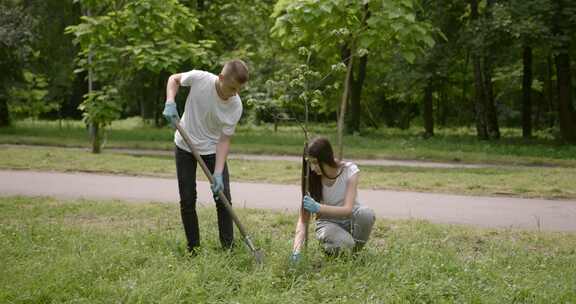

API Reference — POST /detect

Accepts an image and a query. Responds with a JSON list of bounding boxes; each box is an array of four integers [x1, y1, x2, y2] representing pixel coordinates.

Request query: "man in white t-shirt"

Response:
[[162, 59, 248, 253]]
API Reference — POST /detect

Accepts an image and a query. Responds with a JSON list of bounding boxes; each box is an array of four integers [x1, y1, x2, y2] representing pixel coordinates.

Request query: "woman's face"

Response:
[[307, 157, 322, 175]]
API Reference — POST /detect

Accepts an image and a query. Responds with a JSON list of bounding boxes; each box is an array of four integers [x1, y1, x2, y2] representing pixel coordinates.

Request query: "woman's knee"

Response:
[[316, 225, 355, 251], [354, 207, 375, 226], [352, 207, 375, 249]]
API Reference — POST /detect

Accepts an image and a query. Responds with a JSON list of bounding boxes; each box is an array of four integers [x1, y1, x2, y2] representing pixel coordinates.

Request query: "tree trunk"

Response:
[[470, 0, 487, 139], [346, 3, 370, 135], [522, 45, 533, 138], [483, 0, 499, 140], [85, 7, 101, 153], [471, 0, 499, 140], [545, 55, 555, 128], [461, 51, 470, 126], [439, 88, 449, 126], [472, 55, 488, 139], [348, 54, 367, 134], [552, 0, 576, 143], [484, 59, 499, 140], [435, 88, 441, 126], [423, 80, 434, 138], [0, 95, 9, 127], [337, 56, 353, 160], [90, 123, 101, 154], [555, 52, 576, 142]]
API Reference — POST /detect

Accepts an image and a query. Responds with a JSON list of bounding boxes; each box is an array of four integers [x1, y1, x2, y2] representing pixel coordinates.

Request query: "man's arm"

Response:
[[214, 133, 231, 174], [163, 73, 184, 126], [166, 73, 182, 102], [210, 133, 231, 196]]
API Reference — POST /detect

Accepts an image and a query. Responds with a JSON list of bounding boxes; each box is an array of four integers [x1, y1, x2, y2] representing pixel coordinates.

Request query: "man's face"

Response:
[[218, 74, 244, 100]]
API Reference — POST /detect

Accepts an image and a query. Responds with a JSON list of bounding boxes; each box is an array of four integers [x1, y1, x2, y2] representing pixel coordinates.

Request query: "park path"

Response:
[[1, 170, 576, 232]]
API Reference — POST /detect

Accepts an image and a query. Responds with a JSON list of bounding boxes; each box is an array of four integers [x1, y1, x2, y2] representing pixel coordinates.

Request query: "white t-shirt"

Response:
[[174, 70, 243, 155], [322, 161, 360, 208]]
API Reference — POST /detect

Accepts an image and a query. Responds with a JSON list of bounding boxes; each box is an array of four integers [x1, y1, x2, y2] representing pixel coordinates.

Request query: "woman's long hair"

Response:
[[301, 137, 340, 202]]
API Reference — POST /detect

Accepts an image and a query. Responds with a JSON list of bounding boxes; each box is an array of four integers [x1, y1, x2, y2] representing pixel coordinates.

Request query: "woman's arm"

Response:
[[292, 208, 311, 253], [318, 172, 359, 218]]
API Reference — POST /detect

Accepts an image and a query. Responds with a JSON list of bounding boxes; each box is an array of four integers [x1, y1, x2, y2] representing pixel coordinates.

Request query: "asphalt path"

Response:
[[1, 170, 575, 232]]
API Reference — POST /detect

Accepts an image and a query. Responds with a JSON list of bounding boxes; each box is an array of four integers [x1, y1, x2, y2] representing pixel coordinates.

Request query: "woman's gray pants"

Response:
[[315, 205, 376, 254]]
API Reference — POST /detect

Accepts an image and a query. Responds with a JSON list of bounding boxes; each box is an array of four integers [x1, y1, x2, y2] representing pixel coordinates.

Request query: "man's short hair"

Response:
[[222, 59, 249, 84]]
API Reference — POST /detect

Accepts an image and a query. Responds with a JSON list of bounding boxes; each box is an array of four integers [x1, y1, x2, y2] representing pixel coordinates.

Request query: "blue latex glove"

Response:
[[162, 102, 179, 127], [290, 252, 301, 264], [211, 173, 224, 198], [303, 195, 320, 214]]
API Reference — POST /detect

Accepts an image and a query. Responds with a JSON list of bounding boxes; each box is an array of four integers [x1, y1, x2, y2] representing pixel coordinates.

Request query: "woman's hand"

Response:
[[303, 195, 321, 214]]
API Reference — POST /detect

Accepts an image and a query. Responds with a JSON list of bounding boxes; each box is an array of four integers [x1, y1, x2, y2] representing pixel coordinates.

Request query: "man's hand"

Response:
[[162, 101, 179, 127], [303, 195, 321, 214], [211, 172, 224, 199]]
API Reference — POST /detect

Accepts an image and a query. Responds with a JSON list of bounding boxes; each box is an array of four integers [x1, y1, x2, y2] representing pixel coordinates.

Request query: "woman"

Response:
[[291, 137, 375, 261]]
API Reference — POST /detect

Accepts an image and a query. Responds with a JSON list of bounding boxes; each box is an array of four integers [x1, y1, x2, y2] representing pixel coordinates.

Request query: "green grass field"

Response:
[[1, 196, 575, 303], [1, 118, 575, 167], [2, 120, 575, 301], [1, 146, 575, 199]]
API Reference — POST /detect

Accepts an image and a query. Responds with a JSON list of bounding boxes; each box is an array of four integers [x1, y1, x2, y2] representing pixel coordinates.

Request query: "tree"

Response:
[[21, 0, 85, 121], [409, 0, 467, 138], [271, 0, 435, 157], [551, 0, 576, 143], [0, 3, 35, 126], [506, 0, 553, 139], [468, 0, 501, 140], [66, 0, 213, 152], [8, 70, 59, 120], [184, 0, 290, 127]]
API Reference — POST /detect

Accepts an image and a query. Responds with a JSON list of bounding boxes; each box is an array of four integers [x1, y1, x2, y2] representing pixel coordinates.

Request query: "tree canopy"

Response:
[[1, 0, 575, 147]]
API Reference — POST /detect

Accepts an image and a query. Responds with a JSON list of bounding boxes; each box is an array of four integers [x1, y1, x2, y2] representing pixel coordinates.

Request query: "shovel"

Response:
[[175, 121, 264, 264]]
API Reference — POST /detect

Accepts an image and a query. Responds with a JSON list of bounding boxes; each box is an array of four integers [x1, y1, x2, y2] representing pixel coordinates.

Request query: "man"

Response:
[[163, 59, 248, 253]]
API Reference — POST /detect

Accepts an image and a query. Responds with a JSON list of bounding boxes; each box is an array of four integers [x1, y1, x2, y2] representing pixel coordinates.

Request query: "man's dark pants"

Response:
[[175, 146, 233, 252]]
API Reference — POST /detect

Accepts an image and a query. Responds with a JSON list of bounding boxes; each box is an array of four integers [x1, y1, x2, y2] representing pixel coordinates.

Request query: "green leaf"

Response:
[[403, 51, 416, 64], [405, 14, 415, 23], [422, 35, 435, 48]]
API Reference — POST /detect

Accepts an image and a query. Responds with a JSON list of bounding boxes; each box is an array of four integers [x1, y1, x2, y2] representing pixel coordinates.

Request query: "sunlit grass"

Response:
[[1, 196, 575, 303], [1, 118, 575, 166]]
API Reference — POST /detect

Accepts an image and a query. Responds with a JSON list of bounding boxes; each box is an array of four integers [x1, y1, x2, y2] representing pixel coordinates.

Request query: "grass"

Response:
[[1, 196, 575, 303], [1, 146, 576, 200], [1, 118, 575, 167]]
